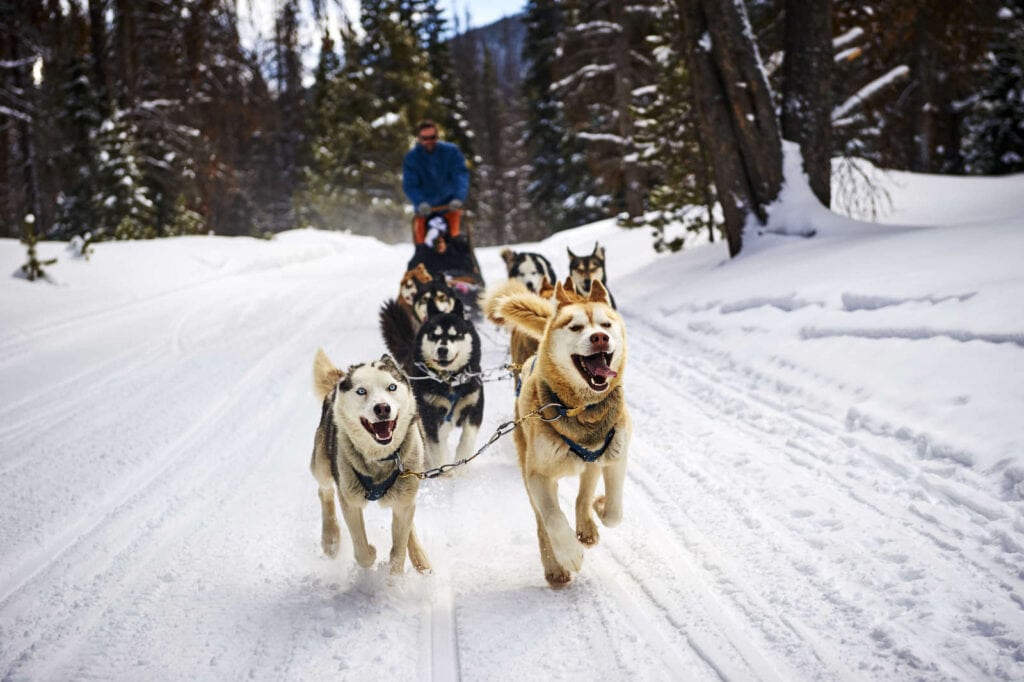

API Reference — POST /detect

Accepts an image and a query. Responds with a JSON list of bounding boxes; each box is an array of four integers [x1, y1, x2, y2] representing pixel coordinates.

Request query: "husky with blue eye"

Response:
[[309, 349, 431, 575]]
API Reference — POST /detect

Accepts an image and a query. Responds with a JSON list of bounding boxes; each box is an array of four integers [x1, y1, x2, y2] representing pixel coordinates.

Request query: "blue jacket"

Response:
[[402, 141, 469, 209]]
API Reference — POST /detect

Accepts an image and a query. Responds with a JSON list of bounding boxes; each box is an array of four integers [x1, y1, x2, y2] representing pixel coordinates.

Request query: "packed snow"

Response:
[[1, 161, 1023, 680]]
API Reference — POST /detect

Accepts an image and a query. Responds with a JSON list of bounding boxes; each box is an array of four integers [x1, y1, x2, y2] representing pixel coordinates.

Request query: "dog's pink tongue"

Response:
[[583, 354, 617, 379]]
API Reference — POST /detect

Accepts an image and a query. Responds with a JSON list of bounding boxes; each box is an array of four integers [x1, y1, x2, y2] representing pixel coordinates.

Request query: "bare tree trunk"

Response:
[[609, 2, 644, 217], [782, 0, 832, 207], [88, 0, 109, 117], [673, 0, 783, 257]]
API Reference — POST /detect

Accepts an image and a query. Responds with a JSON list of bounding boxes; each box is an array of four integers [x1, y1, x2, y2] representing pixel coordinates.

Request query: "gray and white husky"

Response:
[[309, 349, 431, 575]]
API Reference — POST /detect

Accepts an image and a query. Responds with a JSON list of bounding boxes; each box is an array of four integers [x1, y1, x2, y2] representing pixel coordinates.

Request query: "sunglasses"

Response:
[[419, 134, 438, 142]]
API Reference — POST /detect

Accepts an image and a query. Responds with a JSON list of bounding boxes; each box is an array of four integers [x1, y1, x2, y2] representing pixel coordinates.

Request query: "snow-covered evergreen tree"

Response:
[[549, 0, 659, 220], [634, 13, 719, 251], [963, 4, 1024, 174], [93, 114, 156, 240], [300, 1, 435, 241], [521, 0, 600, 232]]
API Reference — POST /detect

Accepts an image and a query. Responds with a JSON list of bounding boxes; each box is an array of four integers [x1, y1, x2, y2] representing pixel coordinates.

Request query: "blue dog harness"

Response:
[[561, 427, 616, 462]]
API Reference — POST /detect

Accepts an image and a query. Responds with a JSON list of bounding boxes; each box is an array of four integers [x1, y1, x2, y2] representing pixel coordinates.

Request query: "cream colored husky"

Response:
[[309, 349, 430, 575], [487, 279, 631, 586]]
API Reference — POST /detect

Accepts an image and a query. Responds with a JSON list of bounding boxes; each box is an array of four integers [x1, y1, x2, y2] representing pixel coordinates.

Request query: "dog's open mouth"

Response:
[[361, 418, 397, 444], [572, 352, 616, 391]]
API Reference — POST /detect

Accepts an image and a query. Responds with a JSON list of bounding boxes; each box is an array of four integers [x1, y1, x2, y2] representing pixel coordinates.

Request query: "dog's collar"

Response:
[[537, 382, 620, 461], [352, 449, 403, 501]]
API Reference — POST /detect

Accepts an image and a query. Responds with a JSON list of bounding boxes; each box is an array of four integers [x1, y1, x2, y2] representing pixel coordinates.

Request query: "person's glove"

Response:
[[416, 202, 432, 216], [449, 199, 463, 211]]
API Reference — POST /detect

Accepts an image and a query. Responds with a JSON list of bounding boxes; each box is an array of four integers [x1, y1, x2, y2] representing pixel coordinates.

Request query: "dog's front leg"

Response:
[[525, 472, 583, 574], [318, 486, 341, 557], [575, 465, 601, 545], [339, 500, 376, 568], [388, 502, 416, 575], [407, 522, 431, 573], [454, 423, 479, 463], [594, 458, 627, 527]]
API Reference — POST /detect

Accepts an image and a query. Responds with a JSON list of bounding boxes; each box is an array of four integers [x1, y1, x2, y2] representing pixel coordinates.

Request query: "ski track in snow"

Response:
[[1, 244, 1022, 681]]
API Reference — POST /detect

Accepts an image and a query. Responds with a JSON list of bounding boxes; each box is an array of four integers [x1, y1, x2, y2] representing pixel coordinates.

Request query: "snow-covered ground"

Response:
[[2, 163, 1023, 680]]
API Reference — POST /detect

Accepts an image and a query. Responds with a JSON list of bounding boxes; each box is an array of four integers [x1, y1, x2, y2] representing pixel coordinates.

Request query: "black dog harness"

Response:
[[352, 450, 402, 501]]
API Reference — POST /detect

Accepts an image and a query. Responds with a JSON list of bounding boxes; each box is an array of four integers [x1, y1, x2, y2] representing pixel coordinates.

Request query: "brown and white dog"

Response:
[[488, 279, 630, 586], [309, 349, 431, 575]]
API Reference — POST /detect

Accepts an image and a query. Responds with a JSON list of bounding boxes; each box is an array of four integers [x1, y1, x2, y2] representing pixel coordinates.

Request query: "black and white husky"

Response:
[[501, 248, 557, 294], [381, 297, 484, 468]]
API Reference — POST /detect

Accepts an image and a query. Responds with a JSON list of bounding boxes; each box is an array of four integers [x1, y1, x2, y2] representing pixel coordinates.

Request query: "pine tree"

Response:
[[419, 0, 474, 159], [53, 51, 104, 241], [93, 114, 156, 239], [521, 0, 600, 233], [299, 0, 436, 241], [549, 0, 659, 220], [963, 4, 1024, 174], [19, 215, 57, 282], [636, 8, 720, 251]]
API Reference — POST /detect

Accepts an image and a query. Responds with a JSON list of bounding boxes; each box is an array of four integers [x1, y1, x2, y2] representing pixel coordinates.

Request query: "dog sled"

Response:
[[407, 205, 485, 317]]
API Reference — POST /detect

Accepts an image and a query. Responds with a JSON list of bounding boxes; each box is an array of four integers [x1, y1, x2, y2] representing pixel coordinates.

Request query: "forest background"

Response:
[[2, 0, 1022, 254]]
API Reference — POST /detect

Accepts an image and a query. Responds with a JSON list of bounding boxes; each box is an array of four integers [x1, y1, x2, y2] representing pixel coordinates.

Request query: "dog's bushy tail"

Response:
[[379, 298, 416, 370], [484, 281, 553, 341], [313, 348, 344, 400], [480, 278, 529, 327]]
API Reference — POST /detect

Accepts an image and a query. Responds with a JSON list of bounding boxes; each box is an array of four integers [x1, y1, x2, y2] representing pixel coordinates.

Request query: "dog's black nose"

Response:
[[373, 402, 391, 419], [437, 346, 448, 358]]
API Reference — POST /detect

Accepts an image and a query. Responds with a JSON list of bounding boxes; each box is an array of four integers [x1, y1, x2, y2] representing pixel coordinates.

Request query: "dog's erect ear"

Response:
[[451, 297, 466, 318], [538, 276, 555, 298], [413, 263, 432, 282], [567, 246, 578, 260], [594, 242, 604, 260], [313, 348, 345, 400], [377, 353, 403, 376], [589, 279, 610, 305], [563, 276, 577, 294], [554, 281, 574, 307], [501, 247, 516, 271]]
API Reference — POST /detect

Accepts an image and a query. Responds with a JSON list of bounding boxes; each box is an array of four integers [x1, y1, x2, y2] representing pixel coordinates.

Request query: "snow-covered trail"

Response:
[[1, 234, 1022, 681]]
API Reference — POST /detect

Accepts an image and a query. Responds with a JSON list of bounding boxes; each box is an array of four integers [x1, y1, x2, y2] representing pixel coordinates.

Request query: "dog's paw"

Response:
[[322, 536, 340, 558], [576, 516, 600, 546], [412, 558, 432, 574], [593, 495, 622, 527], [355, 544, 377, 568], [545, 567, 573, 587], [551, 530, 584, 572]]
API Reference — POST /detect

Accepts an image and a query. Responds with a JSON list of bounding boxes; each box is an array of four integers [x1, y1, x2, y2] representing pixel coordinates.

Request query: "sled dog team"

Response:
[[309, 243, 630, 587]]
